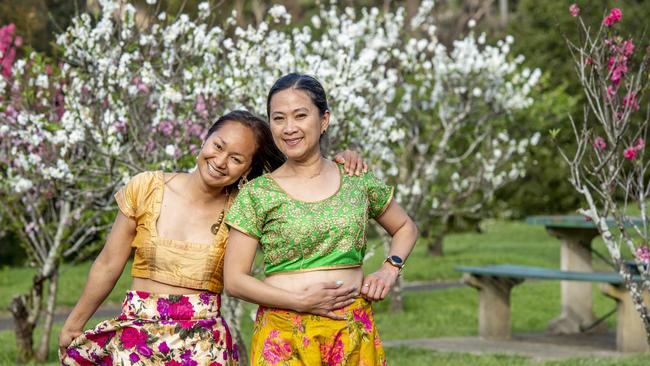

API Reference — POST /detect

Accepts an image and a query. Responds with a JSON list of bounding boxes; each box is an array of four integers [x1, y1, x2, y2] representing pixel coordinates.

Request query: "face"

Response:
[[197, 121, 257, 187], [269, 88, 329, 161]]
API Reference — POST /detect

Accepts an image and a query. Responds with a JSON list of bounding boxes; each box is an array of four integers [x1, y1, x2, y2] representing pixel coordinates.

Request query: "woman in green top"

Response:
[[224, 73, 418, 365]]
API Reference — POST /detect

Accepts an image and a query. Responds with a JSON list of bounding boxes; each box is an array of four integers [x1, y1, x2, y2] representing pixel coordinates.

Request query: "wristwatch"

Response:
[[384, 255, 405, 273]]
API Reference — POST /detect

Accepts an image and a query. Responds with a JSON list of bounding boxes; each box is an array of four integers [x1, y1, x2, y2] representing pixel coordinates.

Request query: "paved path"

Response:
[[384, 332, 624, 361], [0, 280, 465, 331]]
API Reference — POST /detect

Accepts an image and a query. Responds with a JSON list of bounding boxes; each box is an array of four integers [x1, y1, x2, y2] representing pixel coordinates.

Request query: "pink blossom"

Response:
[[636, 246, 650, 264], [593, 137, 607, 151], [585, 57, 593, 65], [622, 40, 635, 57], [635, 138, 644, 151], [158, 120, 174, 136], [569, 4, 580, 17], [195, 95, 208, 118], [624, 146, 637, 160], [623, 92, 639, 110], [606, 85, 616, 99], [603, 8, 622, 27]]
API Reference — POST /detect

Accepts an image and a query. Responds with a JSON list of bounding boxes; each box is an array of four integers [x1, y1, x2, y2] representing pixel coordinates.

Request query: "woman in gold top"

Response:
[[58, 110, 365, 365]]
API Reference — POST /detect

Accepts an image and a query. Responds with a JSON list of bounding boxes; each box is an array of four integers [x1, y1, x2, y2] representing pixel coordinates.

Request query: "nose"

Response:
[[214, 151, 228, 168], [283, 117, 298, 135]]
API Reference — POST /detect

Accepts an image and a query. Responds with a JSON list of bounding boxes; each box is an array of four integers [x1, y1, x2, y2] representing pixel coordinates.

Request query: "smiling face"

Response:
[[268, 88, 329, 162], [197, 121, 257, 187]]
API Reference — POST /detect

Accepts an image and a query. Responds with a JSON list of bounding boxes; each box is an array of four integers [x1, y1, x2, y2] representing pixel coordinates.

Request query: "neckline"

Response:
[[152, 171, 228, 245], [265, 163, 344, 204]]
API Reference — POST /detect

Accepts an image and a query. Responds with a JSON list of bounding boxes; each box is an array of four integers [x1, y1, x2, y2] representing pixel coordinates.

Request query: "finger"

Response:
[[379, 285, 391, 300], [360, 281, 371, 296], [370, 282, 384, 300], [322, 281, 344, 290], [331, 297, 356, 310], [366, 282, 378, 301], [334, 154, 345, 164], [324, 310, 346, 320], [355, 158, 363, 176], [363, 162, 368, 173]]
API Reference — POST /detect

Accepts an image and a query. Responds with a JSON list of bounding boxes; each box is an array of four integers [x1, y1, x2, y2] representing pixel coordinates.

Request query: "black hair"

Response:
[[205, 110, 285, 184], [266, 73, 330, 150]]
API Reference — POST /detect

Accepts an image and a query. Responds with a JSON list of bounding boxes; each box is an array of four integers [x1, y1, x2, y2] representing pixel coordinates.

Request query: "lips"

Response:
[[284, 137, 302, 147]]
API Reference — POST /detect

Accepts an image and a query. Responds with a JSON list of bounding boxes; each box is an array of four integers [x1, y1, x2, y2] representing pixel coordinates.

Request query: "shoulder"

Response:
[[127, 171, 161, 186]]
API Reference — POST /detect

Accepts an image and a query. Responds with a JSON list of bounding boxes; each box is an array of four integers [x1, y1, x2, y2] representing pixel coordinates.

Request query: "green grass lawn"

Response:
[[0, 219, 647, 365]]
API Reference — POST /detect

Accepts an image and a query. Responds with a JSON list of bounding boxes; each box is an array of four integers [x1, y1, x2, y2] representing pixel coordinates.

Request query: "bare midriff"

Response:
[[131, 277, 207, 295], [263, 266, 364, 294]]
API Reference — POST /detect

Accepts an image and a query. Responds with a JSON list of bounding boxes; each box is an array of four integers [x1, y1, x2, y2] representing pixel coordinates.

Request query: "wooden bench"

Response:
[[456, 264, 650, 353]]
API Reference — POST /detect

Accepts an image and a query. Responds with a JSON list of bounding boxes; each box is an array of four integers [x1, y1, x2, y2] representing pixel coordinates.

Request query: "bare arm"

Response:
[[224, 229, 358, 319], [59, 212, 136, 350], [361, 200, 418, 301]]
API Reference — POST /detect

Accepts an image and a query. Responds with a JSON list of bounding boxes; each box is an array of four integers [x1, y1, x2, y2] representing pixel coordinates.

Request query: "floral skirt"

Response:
[[60, 290, 238, 366], [251, 297, 386, 366]]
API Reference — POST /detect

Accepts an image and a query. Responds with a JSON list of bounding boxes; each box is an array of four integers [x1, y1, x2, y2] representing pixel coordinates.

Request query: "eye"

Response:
[[214, 143, 222, 150], [231, 156, 243, 164], [273, 116, 285, 122], [296, 113, 307, 119]]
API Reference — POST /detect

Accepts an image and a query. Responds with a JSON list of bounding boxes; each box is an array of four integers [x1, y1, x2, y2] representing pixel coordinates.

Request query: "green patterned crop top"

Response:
[[224, 164, 394, 275]]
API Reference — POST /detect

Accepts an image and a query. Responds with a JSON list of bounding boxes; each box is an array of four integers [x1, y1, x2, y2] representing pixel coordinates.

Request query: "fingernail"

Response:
[[336, 280, 344, 286]]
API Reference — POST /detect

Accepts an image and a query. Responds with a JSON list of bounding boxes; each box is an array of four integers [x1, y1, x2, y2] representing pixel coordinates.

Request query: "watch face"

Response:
[[389, 255, 403, 265]]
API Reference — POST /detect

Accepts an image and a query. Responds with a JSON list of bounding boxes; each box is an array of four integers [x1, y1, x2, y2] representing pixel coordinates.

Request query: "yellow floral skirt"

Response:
[[251, 297, 386, 366]]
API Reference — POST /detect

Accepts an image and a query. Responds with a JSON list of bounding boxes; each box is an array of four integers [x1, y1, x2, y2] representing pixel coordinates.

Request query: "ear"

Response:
[[320, 110, 331, 134]]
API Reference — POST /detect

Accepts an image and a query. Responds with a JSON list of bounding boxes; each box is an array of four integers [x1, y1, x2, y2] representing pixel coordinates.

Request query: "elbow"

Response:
[[223, 274, 242, 299], [409, 218, 419, 241]]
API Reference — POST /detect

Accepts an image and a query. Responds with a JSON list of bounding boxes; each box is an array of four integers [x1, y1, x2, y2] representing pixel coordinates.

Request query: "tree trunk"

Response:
[[389, 276, 404, 312], [427, 216, 449, 257], [221, 294, 248, 366], [36, 271, 58, 362], [10, 294, 36, 363]]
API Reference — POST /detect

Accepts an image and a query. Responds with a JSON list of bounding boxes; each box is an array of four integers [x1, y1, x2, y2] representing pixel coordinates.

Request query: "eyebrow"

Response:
[[272, 107, 310, 115], [215, 136, 246, 157]]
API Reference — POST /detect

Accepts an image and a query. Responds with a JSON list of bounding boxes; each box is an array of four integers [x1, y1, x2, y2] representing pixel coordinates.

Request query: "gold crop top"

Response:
[[114, 171, 230, 293]]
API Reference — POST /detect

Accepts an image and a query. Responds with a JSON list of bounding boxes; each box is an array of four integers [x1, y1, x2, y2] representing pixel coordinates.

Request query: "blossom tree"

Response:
[[556, 5, 650, 342], [2, 0, 545, 360], [385, 3, 541, 258], [0, 26, 123, 362]]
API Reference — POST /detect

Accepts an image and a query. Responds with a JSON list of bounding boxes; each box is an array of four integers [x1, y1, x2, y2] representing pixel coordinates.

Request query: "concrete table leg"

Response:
[[601, 283, 650, 353], [463, 274, 524, 340], [547, 227, 604, 334]]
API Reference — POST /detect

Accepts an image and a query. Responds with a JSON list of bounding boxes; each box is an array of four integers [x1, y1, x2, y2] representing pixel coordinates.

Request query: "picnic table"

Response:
[[526, 215, 643, 334]]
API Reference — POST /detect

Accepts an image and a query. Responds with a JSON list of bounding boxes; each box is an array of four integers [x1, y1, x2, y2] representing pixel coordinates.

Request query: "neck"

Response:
[[186, 169, 226, 203], [285, 153, 327, 178]]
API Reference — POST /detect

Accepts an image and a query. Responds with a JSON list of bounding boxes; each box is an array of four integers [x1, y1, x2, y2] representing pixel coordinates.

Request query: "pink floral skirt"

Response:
[[251, 297, 386, 366], [60, 290, 238, 366]]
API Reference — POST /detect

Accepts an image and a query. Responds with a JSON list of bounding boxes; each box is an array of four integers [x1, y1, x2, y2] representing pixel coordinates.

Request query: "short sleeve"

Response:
[[114, 171, 155, 220], [224, 183, 263, 239], [363, 171, 394, 219]]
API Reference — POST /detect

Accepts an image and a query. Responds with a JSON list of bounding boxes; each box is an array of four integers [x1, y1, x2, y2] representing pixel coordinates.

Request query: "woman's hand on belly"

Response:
[[361, 263, 400, 301], [295, 281, 359, 320]]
